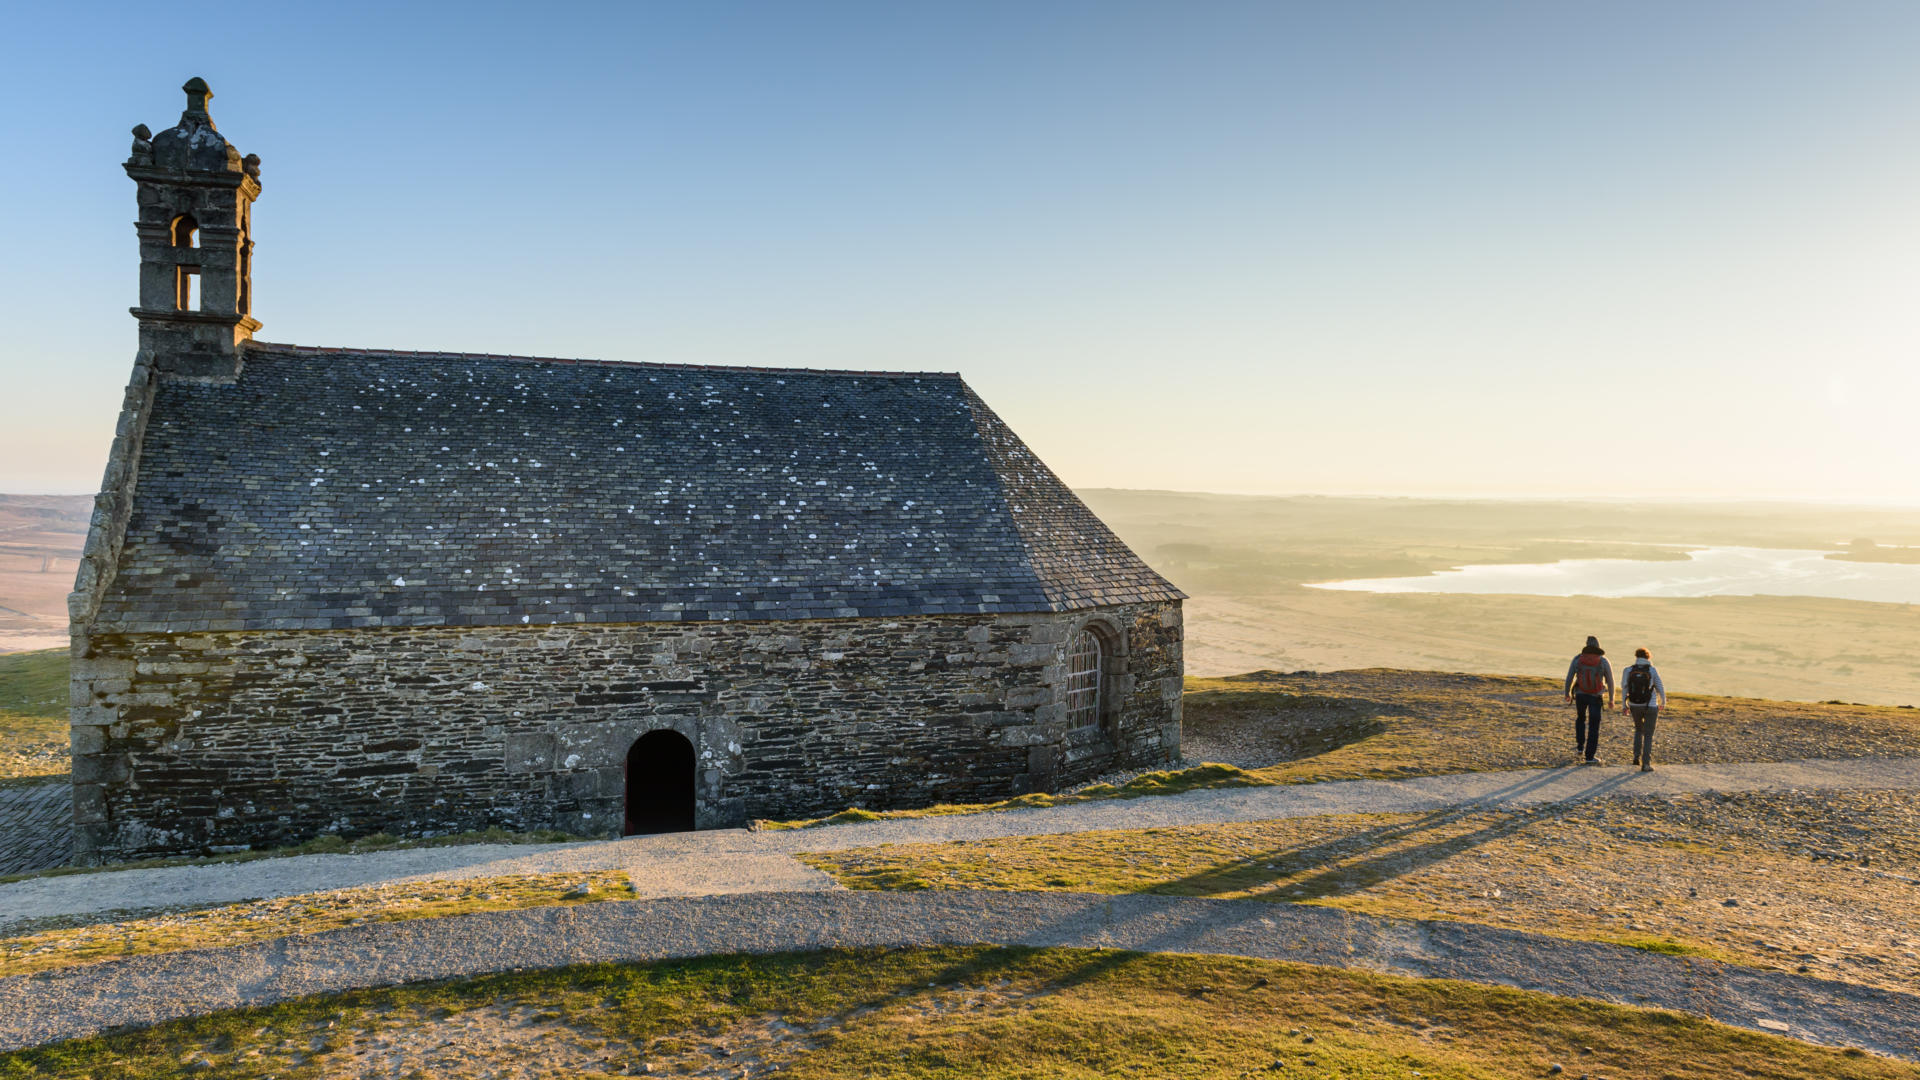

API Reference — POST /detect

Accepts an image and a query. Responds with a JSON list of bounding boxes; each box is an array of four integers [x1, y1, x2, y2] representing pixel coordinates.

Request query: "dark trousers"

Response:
[[1573, 693, 1603, 759], [1631, 705, 1659, 764]]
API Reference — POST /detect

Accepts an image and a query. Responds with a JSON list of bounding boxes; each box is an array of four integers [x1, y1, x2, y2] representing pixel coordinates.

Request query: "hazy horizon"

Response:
[[15, 486, 1920, 699], [5, 2, 1919, 500], [16, 478, 1920, 511]]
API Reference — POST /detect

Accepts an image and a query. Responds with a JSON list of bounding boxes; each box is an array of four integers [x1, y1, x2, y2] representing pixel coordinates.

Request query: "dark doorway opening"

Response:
[[624, 729, 696, 835]]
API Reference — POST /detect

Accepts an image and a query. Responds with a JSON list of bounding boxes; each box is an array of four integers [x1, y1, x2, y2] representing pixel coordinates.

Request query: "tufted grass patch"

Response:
[[0, 869, 634, 978], [2, 945, 1910, 1078], [798, 811, 1511, 902]]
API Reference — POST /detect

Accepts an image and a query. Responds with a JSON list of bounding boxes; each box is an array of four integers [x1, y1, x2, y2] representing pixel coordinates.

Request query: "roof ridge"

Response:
[[243, 341, 959, 380], [959, 386, 1186, 608], [954, 390, 1058, 605]]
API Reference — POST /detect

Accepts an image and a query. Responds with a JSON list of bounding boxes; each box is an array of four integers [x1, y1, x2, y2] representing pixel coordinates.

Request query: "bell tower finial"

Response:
[[180, 77, 214, 126], [124, 77, 261, 379]]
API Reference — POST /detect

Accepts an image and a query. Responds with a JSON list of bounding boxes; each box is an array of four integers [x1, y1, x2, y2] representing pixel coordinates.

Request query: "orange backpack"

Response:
[[1574, 654, 1607, 695]]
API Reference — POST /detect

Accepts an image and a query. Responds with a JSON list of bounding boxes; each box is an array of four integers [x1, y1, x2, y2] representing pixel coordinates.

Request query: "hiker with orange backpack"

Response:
[[1562, 635, 1613, 764]]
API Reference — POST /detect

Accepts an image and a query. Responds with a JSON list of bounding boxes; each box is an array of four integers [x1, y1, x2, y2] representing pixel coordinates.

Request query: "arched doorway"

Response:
[[624, 729, 696, 835]]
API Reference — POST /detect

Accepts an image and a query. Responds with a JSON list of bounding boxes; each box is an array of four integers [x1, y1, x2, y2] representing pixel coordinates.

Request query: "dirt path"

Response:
[[2, 890, 1916, 1059], [4, 756, 1917, 929]]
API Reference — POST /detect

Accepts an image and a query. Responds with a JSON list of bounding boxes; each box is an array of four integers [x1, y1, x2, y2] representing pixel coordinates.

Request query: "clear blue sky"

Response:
[[4, 1, 1918, 499]]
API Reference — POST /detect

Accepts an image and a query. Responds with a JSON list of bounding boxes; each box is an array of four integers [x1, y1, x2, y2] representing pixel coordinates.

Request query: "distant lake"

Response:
[[1306, 546, 1920, 605]]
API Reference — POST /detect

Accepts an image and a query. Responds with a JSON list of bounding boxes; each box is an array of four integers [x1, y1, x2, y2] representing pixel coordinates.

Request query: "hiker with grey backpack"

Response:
[[1621, 647, 1667, 772]]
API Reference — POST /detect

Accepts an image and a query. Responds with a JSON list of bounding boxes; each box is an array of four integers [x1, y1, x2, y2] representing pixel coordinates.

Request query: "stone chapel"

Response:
[[68, 80, 1185, 864]]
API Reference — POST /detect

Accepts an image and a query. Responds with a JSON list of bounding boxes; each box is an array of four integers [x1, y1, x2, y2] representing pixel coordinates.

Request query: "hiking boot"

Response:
[[1584, 757, 1599, 765], [1640, 764, 1653, 773], [1631, 757, 1640, 766]]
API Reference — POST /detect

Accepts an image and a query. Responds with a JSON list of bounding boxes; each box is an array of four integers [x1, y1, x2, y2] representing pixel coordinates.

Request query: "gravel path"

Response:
[[2, 890, 1915, 1059], [0, 782, 71, 877], [4, 756, 1916, 929]]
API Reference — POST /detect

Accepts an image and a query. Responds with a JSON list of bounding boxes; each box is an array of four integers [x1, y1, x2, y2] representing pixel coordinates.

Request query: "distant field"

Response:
[[1085, 490, 1920, 706], [0, 494, 88, 655]]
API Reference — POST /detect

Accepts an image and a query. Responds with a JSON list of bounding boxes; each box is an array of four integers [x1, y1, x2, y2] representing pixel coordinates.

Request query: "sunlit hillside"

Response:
[[1085, 490, 1920, 707]]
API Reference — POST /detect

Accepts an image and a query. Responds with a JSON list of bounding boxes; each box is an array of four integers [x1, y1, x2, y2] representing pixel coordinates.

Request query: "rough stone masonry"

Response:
[[68, 80, 1185, 864]]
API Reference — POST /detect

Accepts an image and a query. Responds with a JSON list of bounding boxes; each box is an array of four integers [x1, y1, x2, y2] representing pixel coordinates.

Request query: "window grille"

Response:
[[1065, 628, 1103, 729]]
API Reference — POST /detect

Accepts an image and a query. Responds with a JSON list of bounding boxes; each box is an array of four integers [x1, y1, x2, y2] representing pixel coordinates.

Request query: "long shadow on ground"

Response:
[[1, 889, 1914, 1060]]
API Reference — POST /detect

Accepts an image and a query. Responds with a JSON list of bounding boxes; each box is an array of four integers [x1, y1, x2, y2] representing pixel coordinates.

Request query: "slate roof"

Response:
[[92, 344, 1182, 633]]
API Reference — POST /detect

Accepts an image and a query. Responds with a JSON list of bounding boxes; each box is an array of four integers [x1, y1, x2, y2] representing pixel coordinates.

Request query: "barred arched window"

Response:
[[1065, 627, 1104, 729]]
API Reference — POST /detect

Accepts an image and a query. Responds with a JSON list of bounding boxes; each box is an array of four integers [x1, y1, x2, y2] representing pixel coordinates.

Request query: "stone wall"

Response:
[[69, 602, 1182, 863], [69, 354, 159, 655]]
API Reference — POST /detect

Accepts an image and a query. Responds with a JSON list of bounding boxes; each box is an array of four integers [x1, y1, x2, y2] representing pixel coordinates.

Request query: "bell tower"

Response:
[[125, 77, 262, 378]]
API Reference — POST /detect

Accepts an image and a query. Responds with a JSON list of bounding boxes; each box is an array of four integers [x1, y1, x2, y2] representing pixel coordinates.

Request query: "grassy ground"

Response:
[[0, 649, 65, 714], [0, 648, 66, 782], [798, 788, 1920, 995], [762, 668, 1920, 828], [4, 945, 1909, 1079], [758, 764, 1266, 829], [1185, 669, 1920, 783], [0, 869, 632, 978]]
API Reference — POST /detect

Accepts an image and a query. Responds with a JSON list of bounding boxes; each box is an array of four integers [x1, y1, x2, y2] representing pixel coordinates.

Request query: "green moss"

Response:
[[1602, 935, 1723, 959], [756, 763, 1270, 830]]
